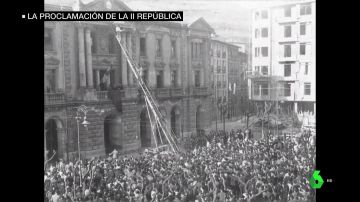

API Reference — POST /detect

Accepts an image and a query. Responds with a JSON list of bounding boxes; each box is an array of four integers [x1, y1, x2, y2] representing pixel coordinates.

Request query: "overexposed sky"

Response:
[[45, 0, 305, 43]]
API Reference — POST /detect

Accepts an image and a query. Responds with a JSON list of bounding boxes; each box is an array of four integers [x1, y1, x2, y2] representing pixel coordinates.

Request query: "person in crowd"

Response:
[[44, 127, 315, 202]]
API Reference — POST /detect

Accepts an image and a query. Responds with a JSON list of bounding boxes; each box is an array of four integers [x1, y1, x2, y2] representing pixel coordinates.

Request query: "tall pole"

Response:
[[76, 117, 82, 186], [223, 107, 225, 131], [215, 100, 218, 132], [76, 118, 81, 162]]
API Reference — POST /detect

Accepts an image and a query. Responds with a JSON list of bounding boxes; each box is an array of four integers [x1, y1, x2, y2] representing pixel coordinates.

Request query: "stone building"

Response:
[[227, 44, 248, 119], [44, 0, 214, 161], [209, 39, 249, 122]]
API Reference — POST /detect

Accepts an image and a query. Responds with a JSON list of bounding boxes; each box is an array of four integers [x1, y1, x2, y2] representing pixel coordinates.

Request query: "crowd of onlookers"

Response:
[[44, 128, 316, 202]]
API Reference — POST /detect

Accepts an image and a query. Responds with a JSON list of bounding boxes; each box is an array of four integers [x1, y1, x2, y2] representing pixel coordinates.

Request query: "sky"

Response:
[[45, 0, 306, 43]]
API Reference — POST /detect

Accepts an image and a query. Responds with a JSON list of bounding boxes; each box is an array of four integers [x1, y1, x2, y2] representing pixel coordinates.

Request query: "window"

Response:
[[305, 63, 309, 75], [284, 64, 291, 77], [261, 47, 268, 57], [284, 83, 291, 96], [98, 70, 108, 90], [261, 10, 268, 19], [217, 80, 221, 88], [171, 70, 177, 87], [255, 29, 259, 38], [44, 28, 54, 51], [222, 51, 226, 58], [140, 37, 146, 56], [284, 6, 291, 17], [261, 84, 269, 96], [261, 66, 268, 75], [156, 38, 162, 57], [261, 28, 268, 38], [171, 39, 176, 58], [94, 69, 114, 90], [196, 43, 202, 59], [45, 69, 56, 93], [284, 25, 291, 38], [255, 12, 260, 20], [300, 23, 306, 35], [304, 83, 311, 95], [217, 62, 221, 73], [300, 43, 306, 55], [284, 44, 291, 57], [91, 32, 97, 53], [156, 70, 164, 88], [300, 4, 312, 15], [108, 34, 116, 54], [217, 50, 221, 58], [195, 70, 201, 87], [254, 83, 260, 95]]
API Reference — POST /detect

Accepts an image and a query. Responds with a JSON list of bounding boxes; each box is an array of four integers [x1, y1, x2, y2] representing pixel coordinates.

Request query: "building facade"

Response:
[[249, 0, 316, 115], [210, 40, 228, 103], [228, 45, 248, 119], [209, 39, 249, 122], [44, 0, 214, 161]]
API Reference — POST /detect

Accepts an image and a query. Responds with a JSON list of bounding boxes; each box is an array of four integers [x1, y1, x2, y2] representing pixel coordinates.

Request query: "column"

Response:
[[127, 32, 134, 86], [78, 27, 87, 87], [176, 39, 182, 87], [85, 28, 93, 87], [96, 70, 100, 89], [121, 32, 128, 86], [294, 102, 298, 113]]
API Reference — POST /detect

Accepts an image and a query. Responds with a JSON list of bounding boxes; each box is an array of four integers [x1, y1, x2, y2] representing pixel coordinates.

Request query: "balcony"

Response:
[[95, 91, 109, 101], [247, 71, 271, 81], [191, 59, 203, 68], [276, 16, 298, 23], [278, 55, 297, 62], [170, 87, 183, 97], [92, 54, 119, 66], [45, 92, 65, 104], [278, 36, 298, 43], [154, 88, 170, 98], [192, 87, 210, 96], [108, 89, 125, 103]]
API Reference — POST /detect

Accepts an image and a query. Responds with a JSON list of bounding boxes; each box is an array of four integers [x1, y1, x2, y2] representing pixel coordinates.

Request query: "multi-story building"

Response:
[[210, 39, 228, 103], [209, 39, 249, 121], [44, 0, 214, 161], [249, 0, 315, 115], [228, 45, 248, 119]]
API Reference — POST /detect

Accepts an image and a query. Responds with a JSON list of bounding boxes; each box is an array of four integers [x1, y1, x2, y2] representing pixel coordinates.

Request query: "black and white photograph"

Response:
[[43, 0, 316, 201]]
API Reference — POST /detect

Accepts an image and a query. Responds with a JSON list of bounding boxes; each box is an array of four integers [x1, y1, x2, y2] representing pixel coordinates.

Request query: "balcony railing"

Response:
[[108, 89, 125, 103], [170, 87, 183, 97], [153, 88, 170, 98], [96, 91, 109, 101], [92, 54, 119, 66], [45, 92, 65, 104], [192, 87, 209, 96]]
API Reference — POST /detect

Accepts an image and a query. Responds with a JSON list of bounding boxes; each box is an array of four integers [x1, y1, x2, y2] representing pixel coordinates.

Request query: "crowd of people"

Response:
[[44, 128, 316, 202]]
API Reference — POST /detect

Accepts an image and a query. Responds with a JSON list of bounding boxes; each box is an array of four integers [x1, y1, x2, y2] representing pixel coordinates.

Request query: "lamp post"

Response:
[[217, 100, 227, 131], [74, 105, 91, 187]]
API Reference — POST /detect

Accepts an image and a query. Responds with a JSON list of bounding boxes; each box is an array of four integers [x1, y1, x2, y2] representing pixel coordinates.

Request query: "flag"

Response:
[[233, 83, 236, 95]]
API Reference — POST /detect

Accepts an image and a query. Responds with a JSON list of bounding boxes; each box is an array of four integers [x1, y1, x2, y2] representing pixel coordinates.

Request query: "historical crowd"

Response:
[[44, 127, 316, 202]]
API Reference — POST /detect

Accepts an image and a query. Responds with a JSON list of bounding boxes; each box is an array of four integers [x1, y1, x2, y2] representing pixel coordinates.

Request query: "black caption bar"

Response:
[[22, 11, 183, 21]]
